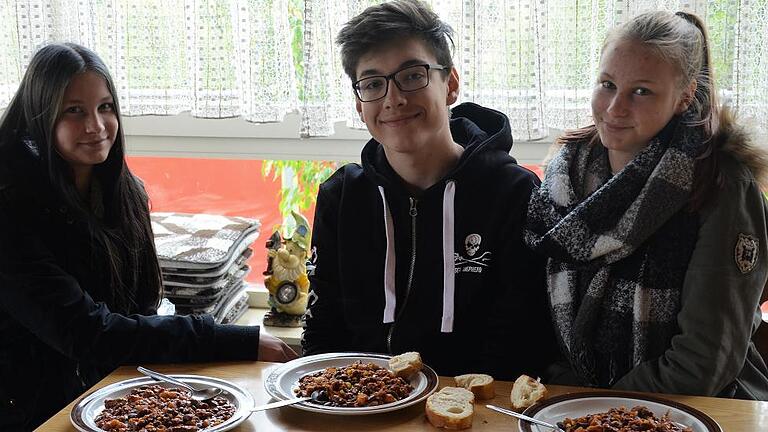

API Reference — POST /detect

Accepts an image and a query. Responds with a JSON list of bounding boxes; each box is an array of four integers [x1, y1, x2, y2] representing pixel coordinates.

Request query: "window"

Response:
[[0, 1, 765, 139]]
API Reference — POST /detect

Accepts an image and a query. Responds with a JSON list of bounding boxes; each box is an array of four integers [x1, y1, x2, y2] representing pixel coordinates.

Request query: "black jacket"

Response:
[[0, 142, 260, 431], [302, 103, 558, 379]]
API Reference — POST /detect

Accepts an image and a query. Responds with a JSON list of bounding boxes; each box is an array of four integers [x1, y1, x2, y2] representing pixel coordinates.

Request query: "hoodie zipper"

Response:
[[387, 197, 418, 353]]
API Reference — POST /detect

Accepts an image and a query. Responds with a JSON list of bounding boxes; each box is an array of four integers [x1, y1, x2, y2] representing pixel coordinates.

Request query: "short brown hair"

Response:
[[336, 0, 454, 81]]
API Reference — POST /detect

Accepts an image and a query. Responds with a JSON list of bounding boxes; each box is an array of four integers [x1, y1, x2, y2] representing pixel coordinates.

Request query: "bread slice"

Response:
[[510, 375, 548, 410], [454, 373, 495, 400], [388, 351, 423, 378], [425, 387, 475, 430]]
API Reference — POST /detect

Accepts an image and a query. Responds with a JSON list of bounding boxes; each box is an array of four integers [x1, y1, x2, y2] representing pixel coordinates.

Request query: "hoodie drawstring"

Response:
[[378, 182, 457, 333], [379, 186, 397, 324], [441, 181, 456, 333]]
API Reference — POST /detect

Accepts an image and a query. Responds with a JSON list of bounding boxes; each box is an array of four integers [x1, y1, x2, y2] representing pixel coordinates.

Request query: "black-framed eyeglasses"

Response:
[[352, 64, 449, 102]]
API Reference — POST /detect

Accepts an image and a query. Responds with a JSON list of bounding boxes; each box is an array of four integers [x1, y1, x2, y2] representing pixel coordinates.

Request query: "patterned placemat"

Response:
[[151, 212, 260, 270]]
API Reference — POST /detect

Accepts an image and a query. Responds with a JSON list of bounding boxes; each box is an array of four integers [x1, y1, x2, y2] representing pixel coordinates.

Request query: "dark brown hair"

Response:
[[336, 0, 455, 81], [0, 43, 162, 314]]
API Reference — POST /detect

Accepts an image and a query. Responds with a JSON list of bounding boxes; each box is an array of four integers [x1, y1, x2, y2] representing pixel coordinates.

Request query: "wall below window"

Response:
[[122, 112, 553, 164]]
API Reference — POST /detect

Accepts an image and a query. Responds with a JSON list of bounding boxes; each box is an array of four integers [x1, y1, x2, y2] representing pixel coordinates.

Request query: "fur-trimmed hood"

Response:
[[713, 108, 768, 189]]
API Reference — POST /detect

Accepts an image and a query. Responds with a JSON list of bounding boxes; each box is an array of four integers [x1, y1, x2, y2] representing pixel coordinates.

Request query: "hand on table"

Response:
[[258, 332, 299, 362]]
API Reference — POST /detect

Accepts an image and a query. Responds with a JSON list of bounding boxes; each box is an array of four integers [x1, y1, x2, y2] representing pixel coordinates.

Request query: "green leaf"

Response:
[[262, 160, 340, 224]]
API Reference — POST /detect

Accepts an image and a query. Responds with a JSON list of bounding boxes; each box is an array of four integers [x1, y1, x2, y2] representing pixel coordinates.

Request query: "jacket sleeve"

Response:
[[614, 175, 768, 395], [0, 196, 260, 366], [302, 178, 353, 354], [479, 170, 560, 381]]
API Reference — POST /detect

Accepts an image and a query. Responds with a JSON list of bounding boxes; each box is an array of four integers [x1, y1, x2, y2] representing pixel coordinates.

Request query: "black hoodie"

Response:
[[302, 103, 558, 379]]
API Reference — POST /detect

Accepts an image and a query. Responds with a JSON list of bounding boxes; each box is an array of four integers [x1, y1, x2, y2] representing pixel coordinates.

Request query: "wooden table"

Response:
[[40, 361, 768, 431]]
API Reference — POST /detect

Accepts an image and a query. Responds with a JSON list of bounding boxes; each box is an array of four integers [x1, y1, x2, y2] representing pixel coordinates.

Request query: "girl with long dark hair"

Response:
[[0, 43, 296, 430]]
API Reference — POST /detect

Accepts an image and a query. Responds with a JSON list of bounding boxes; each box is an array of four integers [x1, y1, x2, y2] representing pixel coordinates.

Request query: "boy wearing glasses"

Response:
[[302, 0, 557, 380]]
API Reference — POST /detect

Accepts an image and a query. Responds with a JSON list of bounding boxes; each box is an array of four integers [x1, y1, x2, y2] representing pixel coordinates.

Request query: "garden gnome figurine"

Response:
[[263, 211, 311, 327]]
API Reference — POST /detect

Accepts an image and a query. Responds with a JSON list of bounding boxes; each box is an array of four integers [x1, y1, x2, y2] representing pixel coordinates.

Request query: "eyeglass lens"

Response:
[[356, 65, 430, 101]]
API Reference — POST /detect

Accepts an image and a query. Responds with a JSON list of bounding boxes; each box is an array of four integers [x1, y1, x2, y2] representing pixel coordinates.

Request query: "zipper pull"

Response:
[[409, 197, 418, 217]]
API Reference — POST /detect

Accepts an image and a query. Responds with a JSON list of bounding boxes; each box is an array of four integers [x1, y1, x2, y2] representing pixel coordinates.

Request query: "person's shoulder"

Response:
[[0, 142, 39, 208], [458, 158, 539, 218], [713, 113, 768, 187], [717, 154, 756, 188], [319, 162, 366, 192], [702, 147, 766, 218], [316, 163, 378, 210], [0, 147, 16, 194], [704, 144, 766, 221], [0, 152, 49, 223], [489, 157, 542, 190], [0, 175, 31, 213], [0, 182, 39, 239]]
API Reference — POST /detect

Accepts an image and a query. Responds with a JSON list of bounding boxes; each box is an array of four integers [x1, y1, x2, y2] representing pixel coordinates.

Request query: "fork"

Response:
[[137, 366, 223, 401], [486, 404, 566, 432]]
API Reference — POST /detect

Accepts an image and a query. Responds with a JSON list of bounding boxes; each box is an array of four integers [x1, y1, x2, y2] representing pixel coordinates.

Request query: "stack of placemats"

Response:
[[151, 212, 261, 324]]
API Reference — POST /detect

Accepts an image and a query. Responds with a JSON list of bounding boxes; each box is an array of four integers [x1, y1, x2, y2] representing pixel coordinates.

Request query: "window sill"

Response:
[[122, 112, 555, 164]]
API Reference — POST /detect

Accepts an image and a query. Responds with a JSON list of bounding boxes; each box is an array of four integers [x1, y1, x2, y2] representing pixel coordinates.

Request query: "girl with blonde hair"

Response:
[[526, 11, 768, 398]]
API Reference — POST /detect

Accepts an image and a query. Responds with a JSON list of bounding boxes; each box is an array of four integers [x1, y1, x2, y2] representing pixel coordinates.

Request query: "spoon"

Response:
[[137, 366, 223, 401], [486, 404, 566, 432]]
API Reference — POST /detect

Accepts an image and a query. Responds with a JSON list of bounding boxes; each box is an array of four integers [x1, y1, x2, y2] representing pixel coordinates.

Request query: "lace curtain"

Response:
[[302, 0, 768, 138], [0, 0, 297, 122], [0, 1, 765, 139]]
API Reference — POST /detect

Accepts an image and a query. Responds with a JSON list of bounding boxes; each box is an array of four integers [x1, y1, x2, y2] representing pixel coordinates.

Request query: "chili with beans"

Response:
[[557, 406, 693, 432], [95, 384, 236, 432], [294, 361, 413, 407]]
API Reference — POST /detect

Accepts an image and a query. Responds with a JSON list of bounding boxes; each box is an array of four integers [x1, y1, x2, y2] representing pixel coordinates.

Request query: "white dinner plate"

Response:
[[263, 352, 439, 415], [70, 375, 254, 432], [518, 391, 722, 432]]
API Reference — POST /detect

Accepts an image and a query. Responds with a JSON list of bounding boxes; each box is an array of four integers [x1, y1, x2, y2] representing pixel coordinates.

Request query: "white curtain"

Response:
[[0, 0, 297, 122], [0, 1, 765, 139], [302, 0, 768, 138]]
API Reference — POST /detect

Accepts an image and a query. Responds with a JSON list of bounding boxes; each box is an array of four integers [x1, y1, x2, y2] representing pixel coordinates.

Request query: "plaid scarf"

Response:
[[525, 115, 705, 387]]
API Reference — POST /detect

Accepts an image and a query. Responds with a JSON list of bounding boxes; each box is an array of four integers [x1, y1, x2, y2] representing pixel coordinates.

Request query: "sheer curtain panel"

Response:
[[302, 0, 767, 138], [0, 0, 297, 122], [0, 1, 765, 138]]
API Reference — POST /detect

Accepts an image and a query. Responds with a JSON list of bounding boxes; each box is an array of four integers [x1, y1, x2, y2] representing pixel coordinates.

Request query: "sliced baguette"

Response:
[[388, 351, 423, 378], [454, 373, 495, 400], [510, 375, 548, 410], [425, 387, 475, 430]]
